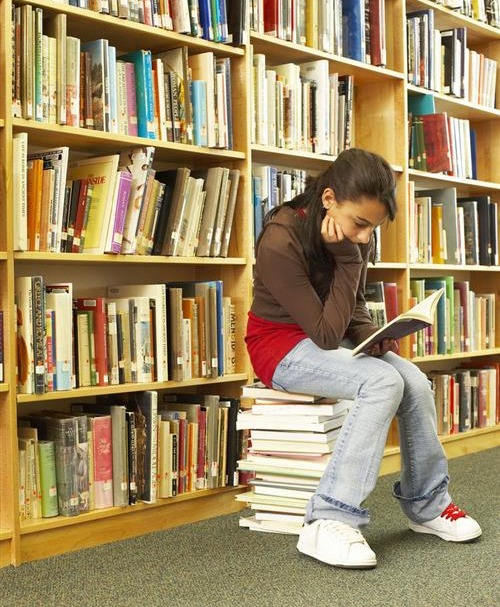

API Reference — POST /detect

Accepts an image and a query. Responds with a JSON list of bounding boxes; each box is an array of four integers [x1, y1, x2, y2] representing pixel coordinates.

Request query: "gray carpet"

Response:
[[1, 447, 499, 607]]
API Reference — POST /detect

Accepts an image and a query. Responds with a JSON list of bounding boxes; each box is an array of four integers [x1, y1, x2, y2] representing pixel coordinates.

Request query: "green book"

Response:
[[38, 441, 59, 518]]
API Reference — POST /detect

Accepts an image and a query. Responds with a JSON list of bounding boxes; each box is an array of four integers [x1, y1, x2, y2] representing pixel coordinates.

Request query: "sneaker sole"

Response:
[[408, 522, 482, 543], [297, 541, 377, 569]]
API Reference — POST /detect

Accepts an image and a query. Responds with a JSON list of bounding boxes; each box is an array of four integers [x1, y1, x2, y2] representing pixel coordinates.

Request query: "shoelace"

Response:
[[320, 520, 366, 544], [441, 502, 467, 521]]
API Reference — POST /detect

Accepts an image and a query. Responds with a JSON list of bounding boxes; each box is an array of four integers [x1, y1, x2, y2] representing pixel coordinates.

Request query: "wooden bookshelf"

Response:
[[0, 0, 498, 567]]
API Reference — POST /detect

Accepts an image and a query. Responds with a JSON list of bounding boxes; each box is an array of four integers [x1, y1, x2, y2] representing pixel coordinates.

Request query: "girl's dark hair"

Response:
[[263, 148, 397, 271]]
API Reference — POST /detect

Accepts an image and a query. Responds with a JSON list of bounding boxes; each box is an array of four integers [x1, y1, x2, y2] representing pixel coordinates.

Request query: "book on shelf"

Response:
[[119, 49, 156, 139], [66, 154, 120, 255], [107, 283, 169, 382], [351, 287, 446, 355], [45, 282, 73, 390]]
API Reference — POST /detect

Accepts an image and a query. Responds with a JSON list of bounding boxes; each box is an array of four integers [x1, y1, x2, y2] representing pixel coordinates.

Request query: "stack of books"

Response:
[[236, 382, 351, 535]]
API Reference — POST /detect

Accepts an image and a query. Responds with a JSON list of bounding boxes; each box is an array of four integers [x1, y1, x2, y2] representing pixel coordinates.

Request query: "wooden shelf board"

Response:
[[17, 373, 250, 403], [250, 32, 405, 85], [12, 119, 246, 164], [0, 384, 9, 393], [16, 0, 245, 56], [406, 0, 500, 44], [411, 348, 500, 364], [408, 169, 500, 192], [409, 263, 500, 273], [19, 487, 245, 563], [14, 251, 247, 266], [407, 85, 500, 122]]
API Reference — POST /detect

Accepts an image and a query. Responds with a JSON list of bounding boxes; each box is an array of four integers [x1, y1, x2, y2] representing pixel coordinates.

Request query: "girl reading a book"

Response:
[[245, 148, 482, 569]]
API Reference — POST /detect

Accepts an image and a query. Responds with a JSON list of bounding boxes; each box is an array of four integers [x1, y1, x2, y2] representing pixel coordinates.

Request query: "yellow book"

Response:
[[66, 154, 119, 254]]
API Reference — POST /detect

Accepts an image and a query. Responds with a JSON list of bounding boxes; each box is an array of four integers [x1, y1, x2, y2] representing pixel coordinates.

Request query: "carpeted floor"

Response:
[[0, 447, 499, 607]]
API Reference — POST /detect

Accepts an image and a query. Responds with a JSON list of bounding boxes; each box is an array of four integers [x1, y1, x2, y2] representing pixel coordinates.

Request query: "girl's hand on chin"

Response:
[[321, 216, 345, 244]]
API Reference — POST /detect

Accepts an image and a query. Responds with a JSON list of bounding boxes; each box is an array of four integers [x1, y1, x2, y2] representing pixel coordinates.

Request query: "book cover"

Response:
[[66, 154, 120, 255], [15, 276, 35, 394], [80, 39, 108, 131], [351, 287, 446, 355], [90, 414, 114, 508], [104, 169, 133, 254], [119, 49, 156, 139], [108, 284, 168, 382], [45, 282, 73, 390], [118, 146, 156, 254], [37, 440, 59, 517], [45, 415, 80, 516], [138, 390, 158, 503], [75, 297, 109, 386]]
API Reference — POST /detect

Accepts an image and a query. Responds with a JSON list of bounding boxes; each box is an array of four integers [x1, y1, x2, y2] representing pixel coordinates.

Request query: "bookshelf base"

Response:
[[8, 427, 499, 567], [18, 488, 246, 565], [0, 537, 14, 568]]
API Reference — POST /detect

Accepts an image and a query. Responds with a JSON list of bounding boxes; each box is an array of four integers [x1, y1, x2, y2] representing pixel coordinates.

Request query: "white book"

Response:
[[237, 411, 346, 432], [13, 132, 28, 251], [188, 52, 217, 148], [15, 276, 35, 394], [242, 381, 321, 402], [249, 439, 336, 454], [250, 399, 351, 416], [299, 60, 330, 154], [45, 282, 73, 390], [239, 515, 303, 535], [250, 427, 341, 443], [107, 284, 168, 382]]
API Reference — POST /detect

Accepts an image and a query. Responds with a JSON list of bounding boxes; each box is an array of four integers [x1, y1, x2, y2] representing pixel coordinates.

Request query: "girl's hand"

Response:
[[366, 338, 399, 357], [321, 215, 344, 244]]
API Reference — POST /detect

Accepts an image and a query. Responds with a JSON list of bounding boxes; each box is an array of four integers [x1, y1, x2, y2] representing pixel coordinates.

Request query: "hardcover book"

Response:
[[351, 287, 446, 355]]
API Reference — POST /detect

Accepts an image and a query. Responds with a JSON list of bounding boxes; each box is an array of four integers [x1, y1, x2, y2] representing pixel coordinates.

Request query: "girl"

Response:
[[245, 148, 481, 569]]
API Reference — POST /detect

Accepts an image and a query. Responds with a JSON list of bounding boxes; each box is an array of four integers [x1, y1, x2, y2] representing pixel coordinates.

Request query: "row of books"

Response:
[[249, 0, 387, 66], [409, 111, 476, 179], [431, 365, 499, 435], [12, 138, 240, 257], [429, 0, 500, 29], [12, 7, 234, 147], [409, 277, 495, 357], [18, 391, 240, 519], [54, 0, 237, 42], [252, 165, 307, 241], [252, 54, 353, 156], [407, 9, 498, 108], [15, 277, 235, 395], [237, 382, 351, 534], [409, 184, 499, 267]]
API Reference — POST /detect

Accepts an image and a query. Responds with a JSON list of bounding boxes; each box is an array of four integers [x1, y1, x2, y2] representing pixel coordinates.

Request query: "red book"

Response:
[[369, 0, 386, 67], [91, 414, 114, 509], [74, 297, 109, 386], [421, 113, 453, 174], [263, 0, 278, 36], [383, 282, 399, 322], [71, 178, 90, 253]]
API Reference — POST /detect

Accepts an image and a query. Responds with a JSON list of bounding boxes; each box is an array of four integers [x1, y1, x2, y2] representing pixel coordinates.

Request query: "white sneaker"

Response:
[[297, 520, 377, 569], [408, 503, 482, 542]]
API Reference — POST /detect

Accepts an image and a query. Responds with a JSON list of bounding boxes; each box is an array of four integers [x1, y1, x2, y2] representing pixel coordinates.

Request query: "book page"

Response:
[[352, 287, 445, 355]]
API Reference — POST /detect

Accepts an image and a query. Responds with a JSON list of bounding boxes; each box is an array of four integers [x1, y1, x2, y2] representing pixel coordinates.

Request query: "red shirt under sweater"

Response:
[[245, 311, 307, 388]]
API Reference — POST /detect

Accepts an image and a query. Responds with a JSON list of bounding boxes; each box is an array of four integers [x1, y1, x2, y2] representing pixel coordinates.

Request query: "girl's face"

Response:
[[322, 188, 389, 244]]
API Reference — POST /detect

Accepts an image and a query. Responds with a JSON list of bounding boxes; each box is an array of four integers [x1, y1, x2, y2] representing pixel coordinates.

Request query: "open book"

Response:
[[352, 287, 445, 356]]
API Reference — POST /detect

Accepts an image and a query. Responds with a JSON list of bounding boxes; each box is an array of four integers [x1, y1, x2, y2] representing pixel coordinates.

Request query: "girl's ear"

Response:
[[322, 188, 336, 210]]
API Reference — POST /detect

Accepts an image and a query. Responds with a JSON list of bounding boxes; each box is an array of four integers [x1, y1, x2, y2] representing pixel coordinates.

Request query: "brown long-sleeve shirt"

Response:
[[250, 206, 378, 350]]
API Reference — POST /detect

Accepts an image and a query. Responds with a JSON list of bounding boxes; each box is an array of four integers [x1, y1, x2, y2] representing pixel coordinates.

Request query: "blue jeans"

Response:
[[271, 339, 451, 528]]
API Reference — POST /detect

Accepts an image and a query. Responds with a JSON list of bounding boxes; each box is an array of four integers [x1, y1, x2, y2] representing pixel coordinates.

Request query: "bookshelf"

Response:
[[0, 0, 498, 568]]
